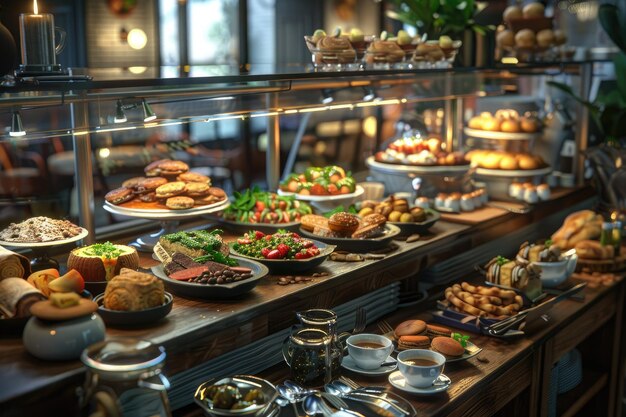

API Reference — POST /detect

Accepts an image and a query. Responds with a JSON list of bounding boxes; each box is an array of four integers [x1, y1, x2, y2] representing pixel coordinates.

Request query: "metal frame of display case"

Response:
[[0, 62, 596, 241]]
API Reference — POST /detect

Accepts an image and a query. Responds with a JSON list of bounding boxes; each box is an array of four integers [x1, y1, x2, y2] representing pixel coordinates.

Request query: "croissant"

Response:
[[104, 268, 164, 311], [366, 41, 404, 63], [316, 36, 352, 51]]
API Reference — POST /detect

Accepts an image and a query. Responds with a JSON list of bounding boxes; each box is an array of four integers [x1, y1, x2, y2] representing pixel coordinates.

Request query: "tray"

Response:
[[474, 166, 552, 178], [366, 156, 471, 174], [103, 199, 230, 220], [299, 224, 401, 252], [0, 228, 88, 248], [463, 127, 541, 141], [151, 257, 268, 299], [229, 239, 334, 274]]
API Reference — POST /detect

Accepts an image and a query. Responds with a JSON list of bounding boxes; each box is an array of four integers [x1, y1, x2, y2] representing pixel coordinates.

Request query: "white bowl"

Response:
[[397, 349, 446, 388], [277, 186, 365, 213], [534, 253, 578, 288]]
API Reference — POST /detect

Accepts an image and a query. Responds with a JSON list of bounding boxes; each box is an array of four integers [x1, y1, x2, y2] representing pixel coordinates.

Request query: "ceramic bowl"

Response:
[[23, 313, 106, 361], [535, 253, 578, 288], [194, 375, 278, 416], [93, 292, 173, 327], [346, 334, 393, 370], [397, 349, 446, 388]]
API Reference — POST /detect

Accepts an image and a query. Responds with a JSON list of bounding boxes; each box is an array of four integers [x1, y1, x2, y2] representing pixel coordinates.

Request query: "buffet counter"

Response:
[[2, 186, 622, 417]]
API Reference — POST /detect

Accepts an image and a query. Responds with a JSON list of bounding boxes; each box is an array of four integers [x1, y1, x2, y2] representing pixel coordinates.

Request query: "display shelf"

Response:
[[556, 368, 608, 417]]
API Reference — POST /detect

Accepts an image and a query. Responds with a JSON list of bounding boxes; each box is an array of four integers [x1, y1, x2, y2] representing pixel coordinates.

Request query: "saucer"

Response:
[[388, 371, 451, 394], [341, 354, 397, 375]]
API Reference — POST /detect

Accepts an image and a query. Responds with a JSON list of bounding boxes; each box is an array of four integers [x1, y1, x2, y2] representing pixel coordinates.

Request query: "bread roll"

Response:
[[104, 268, 164, 311], [575, 240, 614, 259], [0, 277, 45, 318]]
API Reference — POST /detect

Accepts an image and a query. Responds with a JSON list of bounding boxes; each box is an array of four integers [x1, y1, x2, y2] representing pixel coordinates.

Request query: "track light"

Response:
[[114, 100, 127, 123], [362, 87, 376, 102], [142, 99, 157, 122], [9, 111, 25, 137], [321, 89, 334, 105]]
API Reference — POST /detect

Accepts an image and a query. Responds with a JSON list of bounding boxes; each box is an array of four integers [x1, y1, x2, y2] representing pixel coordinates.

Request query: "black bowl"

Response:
[[93, 292, 173, 327], [229, 240, 335, 274], [299, 224, 401, 252], [389, 209, 440, 235]]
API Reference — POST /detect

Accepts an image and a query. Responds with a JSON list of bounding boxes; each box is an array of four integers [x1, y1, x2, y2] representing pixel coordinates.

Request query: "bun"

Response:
[[328, 212, 360, 235], [482, 152, 503, 169], [104, 268, 164, 311], [575, 240, 615, 260], [551, 210, 603, 249], [517, 155, 539, 170], [499, 155, 518, 170], [468, 116, 483, 129], [431, 336, 465, 357]]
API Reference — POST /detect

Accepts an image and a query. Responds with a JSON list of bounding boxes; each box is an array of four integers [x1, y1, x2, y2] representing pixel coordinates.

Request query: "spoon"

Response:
[[277, 384, 302, 417], [327, 381, 412, 416]]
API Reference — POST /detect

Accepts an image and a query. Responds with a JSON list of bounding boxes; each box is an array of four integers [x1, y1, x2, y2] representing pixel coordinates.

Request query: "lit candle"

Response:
[[19, 0, 57, 67]]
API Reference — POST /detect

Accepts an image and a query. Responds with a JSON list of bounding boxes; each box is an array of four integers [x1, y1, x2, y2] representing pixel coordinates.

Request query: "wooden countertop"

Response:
[[0, 187, 598, 412]]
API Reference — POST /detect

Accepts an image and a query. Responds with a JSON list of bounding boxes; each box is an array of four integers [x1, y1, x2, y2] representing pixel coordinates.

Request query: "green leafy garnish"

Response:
[[495, 255, 509, 266], [452, 333, 470, 348], [83, 242, 123, 259], [544, 239, 553, 248], [322, 205, 358, 218], [194, 252, 238, 266]]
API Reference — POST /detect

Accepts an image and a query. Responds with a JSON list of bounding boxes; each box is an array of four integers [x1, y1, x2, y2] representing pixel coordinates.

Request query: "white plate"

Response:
[[463, 127, 541, 141], [103, 199, 230, 220], [366, 156, 471, 175], [475, 166, 552, 178], [341, 355, 397, 376], [388, 371, 451, 395], [444, 341, 483, 363], [0, 227, 88, 248], [277, 185, 364, 202]]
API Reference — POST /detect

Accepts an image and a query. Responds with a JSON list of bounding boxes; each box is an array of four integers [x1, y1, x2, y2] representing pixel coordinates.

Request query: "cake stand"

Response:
[[277, 185, 365, 212], [103, 199, 230, 252], [0, 228, 89, 272]]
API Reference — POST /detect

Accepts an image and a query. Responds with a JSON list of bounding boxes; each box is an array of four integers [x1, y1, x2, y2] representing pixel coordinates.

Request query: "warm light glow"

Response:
[[33, 0, 39, 15], [72, 130, 89, 136], [501, 57, 519, 65], [284, 109, 298, 114], [298, 107, 327, 113], [127, 28, 148, 50], [128, 66, 148, 74], [99, 148, 111, 158], [363, 116, 377, 137], [250, 111, 280, 118], [96, 126, 137, 134]]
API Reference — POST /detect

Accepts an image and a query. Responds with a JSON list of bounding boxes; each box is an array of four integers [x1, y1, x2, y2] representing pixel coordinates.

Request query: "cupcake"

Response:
[[524, 185, 539, 204], [435, 193, 447, 209], [445, 195, 461, 212], [537, 184, 550, 201], [415, 197, 431, 209]]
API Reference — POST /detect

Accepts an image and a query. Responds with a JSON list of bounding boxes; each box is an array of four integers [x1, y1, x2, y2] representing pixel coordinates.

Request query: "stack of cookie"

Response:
[[104, 159, 227, 210], [393, 320, 465, 358]]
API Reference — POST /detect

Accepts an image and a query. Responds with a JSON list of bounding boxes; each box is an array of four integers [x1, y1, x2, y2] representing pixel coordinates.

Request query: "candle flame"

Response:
[[33, 0, 38, 15]]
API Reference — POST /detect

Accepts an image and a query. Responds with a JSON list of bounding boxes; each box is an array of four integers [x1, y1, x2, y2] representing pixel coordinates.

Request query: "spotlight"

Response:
[[142, 99, 157, 122], [321, 89, 334, 105], [114, 100, 127, 123], [362, 87, 376, 102], [9, 111, 25, 137]]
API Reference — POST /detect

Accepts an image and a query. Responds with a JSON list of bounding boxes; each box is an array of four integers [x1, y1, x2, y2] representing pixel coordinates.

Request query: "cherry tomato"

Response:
[[261, 247, 271, 257], [254, 231, 265, 240], [277, 243, 290, 257], [302, 240, 314, 248], [295, 252, 310, 259], [266, 249, 283, 259]]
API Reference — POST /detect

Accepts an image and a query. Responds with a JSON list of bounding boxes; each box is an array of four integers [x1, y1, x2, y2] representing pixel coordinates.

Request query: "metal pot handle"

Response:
[[138, 371, 170, 391]]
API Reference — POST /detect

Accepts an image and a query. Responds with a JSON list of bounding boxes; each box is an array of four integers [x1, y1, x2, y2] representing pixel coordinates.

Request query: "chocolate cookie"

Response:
[[105, 187, 134, 205], [136, 177, 168, 194], [166, 196, 195, 210], [155, 181, 186, 198], [144, 159, 172, 176], [158, 160, 189, 176], [177, 172, 211, 184], [122, 177, 146, 189]]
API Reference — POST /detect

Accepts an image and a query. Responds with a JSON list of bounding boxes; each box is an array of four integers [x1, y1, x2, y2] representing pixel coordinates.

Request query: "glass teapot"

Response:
[[282, 328, 334, 388], [78, 338, 172, 417]]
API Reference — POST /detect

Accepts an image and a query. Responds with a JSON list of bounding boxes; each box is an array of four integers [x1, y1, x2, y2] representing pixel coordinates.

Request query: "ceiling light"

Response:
[[142, 99, 157, 122], [9, 111, 25, 137], [114, 100, 127, 123], [127, 28, 148, 50]]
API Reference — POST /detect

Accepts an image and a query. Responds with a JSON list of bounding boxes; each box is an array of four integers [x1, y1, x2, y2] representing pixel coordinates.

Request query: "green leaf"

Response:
[[613, 53, 626, 98], [598, 4, 626, 54]]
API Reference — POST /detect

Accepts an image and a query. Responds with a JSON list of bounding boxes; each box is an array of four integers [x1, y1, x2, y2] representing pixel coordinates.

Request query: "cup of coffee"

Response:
[[346, 334, 393, 370], [397, 349, 445, 388]]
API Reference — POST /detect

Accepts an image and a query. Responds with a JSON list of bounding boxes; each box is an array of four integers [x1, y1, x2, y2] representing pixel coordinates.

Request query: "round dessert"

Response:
[[158, 160, 189, 176], [68, 242, 140, 282], [394, 319, 427, 338], [208, 187, 227, 199], [361, 213, 386, 227], [139, 192, 157, 203], [166, 196, 195, 210], [185, 182, 210, 197], [431, 336, 465, 358], [177, 172, 211, 184], [105, 187, 134, 205], [155, 181, 187, 199], [122, 177, 146, 189], [135, 177, 168, 194], [398, 335, 430, 350], [144, 159, 171, 176], [328, 212, 360, 235], [426, 324, 451, 338]]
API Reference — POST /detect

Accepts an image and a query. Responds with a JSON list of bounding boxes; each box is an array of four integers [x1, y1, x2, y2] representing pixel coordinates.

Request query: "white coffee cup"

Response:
[[397, 349, 445, 388], [346, 334, 393, 370]]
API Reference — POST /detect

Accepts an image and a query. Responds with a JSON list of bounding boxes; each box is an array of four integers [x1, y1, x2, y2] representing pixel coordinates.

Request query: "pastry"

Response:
[[524, 186, 539, 204], [445, 195, 461, 212], [177, 172, 211, 184], [499, 155, 518, 170], [551, 210, 603, 249], [398, 335, 430, 350], [509, 182, 523, 199], [517, 241, 561, 263], [481, 117, 501, 132], [517, 154, 539, 170], [157, 160, 189, 176], [0, 217, 83, 243], [139, 192, 157, 203], [482, 152, 504, 169], [104, 268, 164, 311], [135, 177, 168, 194], [445, 283, 522, 318], [166, 196, 195, 210], [105, 187, 134, 205], [520, 116, 541, 133], [312, 225, 342, 238], [0, 277, 45, 318], [351, 223, 384, 239], [301, 214, 329, 232], [184, 182, 210, 197], [496, 30, 515, 48], [501, 119, 520, 133], [468, 116, 483, 129], [415, 197, 431, 209], [503, 5, 523, 21], [574, 240, 615, 260], [194, 194, 225, 206], [0, 246, 30, 280], [431, 336, 464, 358], [536, 29, 555, 48], [515, 29, 536, 48], [435, 193, 447, 208], [426, 324, 451, 338], [27, 268, 59, 297], [144, 159, 172, 176], [485, 256, 542, 298], [316, 36, 356, 63], [208, 187, 227, 199], [460, 194, 475, 212], [361, 213, 386, 227], [366, 40, 404, 63], [68, 242, 140, 282], [523, 2, 545, 18], [394, 319, 427, 338], [537, 184, 550, 200], [328, 213, 360, 235], [155, 181, 186, 198]]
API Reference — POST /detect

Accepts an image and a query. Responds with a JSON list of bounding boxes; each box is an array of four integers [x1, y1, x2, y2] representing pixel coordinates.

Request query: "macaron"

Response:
[[393, 319, 427, 339], [431, 336, 465, 358], [398, 335, 430, 350], [426, 324, 452, 338]]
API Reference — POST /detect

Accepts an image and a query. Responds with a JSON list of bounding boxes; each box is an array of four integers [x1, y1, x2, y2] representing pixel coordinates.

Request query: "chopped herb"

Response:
[[452, 332, 470, 348], [495, 255, 509, 266], [83, 242, 123, 259]]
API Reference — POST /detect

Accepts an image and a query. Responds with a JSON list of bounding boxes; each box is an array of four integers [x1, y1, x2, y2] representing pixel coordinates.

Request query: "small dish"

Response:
[[389, 209, 440, 235], [444, 341, 482, 363], [194, 375, 278, 416], [341, 354, 397, 375], [299, 223, 401, 252], [151, 257, 268, 299], [93, 292, 173, 327], [534, 253, 578, 288], [388, 371, 451, 394], [229, 240, 334, 274]]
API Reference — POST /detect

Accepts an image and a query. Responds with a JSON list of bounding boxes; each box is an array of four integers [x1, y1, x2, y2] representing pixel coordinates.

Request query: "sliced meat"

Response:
[[168, 266, 208, 281], [171, 252, 202, 269], [203, 261, 228, 274], [163, 261, 185, 276]]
